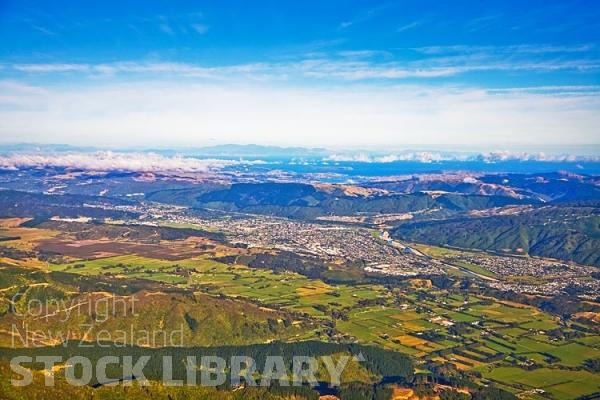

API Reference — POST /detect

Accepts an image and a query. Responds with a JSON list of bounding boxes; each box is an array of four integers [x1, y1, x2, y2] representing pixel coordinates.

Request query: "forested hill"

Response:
[[393, 206, 600, 266], [147, 182, 534, 219]]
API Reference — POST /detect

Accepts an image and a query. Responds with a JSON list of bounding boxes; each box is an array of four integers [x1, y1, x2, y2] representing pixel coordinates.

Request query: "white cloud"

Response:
[[9, 62, 272, 79], [396, 20, 422, 33], [0, 151, 251, 172], [159, 23, 174, 35], [338, 4, 391, 30], [9, 54, 600, 81], [477, 151, 595, 162], [337, 50, 392, 59], [13, 63, 91, 73], [412, 44, 595, 55], [30, 24, 56, 36], [0, 80, 599, 148], [192, 23, 209, 34], [324, 151, 598, 163]]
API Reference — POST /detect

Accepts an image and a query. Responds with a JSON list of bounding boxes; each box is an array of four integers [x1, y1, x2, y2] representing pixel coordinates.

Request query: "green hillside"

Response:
[[393, 206, 600, 266]]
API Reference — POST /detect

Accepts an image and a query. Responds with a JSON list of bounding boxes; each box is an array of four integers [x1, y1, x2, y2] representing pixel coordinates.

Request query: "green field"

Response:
[[51, 254, 389, 321], [454, 260, 498, 278], [486, 367, 600, 400]]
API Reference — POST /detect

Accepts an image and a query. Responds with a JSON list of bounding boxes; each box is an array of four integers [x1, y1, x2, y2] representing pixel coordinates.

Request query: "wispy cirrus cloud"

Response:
[[20, 10, 209, 38], [412, 43, 596, 55], [11, 62, 215, 78], [487, 85, 600, 96], [338, 3, 392, 30], [396, 20, 422, 33], [159, 23, 175, 35], [465, 13, 504, 32], [151, 12, 208, 36], [191, 23, 209, 34], [337, 50, 392, 59], [30, 24, 57, 36], [8, 49, 600, 82], [13, 63, 91, 73], [7, 40, 597, 82]]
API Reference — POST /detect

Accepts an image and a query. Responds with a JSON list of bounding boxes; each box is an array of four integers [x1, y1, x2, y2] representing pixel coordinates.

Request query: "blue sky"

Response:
[[0, 0, 599, 149]]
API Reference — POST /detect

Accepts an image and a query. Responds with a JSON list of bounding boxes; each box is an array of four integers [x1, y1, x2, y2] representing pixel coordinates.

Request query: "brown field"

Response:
[[402, 321, 429, 332], [574, 311, 600, 324], [408, 279, 432, 288], [391, 311, 421, 322], [445, 354, 484, 369], [36, 238, 207, 260], [390, 387, 415, 400], [446, 360, 473, 371], [396, 334, 427, 347], [390, 385, 442, 400], [0, 257, 48, 268], [0, 218, 31, 228], [495, 298, 541, 314], [0, 227, 59, 250], [415, 342, 439, 352], [297, 284, 331, 296]]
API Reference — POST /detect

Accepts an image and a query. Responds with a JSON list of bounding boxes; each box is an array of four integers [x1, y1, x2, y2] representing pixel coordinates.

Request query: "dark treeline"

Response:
[[0, 340, 413, 386], [34, 219, 227, 243], [217, 250, 329, 280]]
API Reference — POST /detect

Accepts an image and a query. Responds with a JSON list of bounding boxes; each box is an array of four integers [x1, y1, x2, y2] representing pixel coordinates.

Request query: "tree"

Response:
[[584, 357, 600, 372], [440, 390, 470, 400], [472, 386, 517, 400]]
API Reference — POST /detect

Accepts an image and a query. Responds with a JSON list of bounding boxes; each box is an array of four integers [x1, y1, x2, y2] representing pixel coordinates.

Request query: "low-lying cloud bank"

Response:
[[324, 151, 600, 163], [0, 151, 260, 172], [0, 149, 597, 174]]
